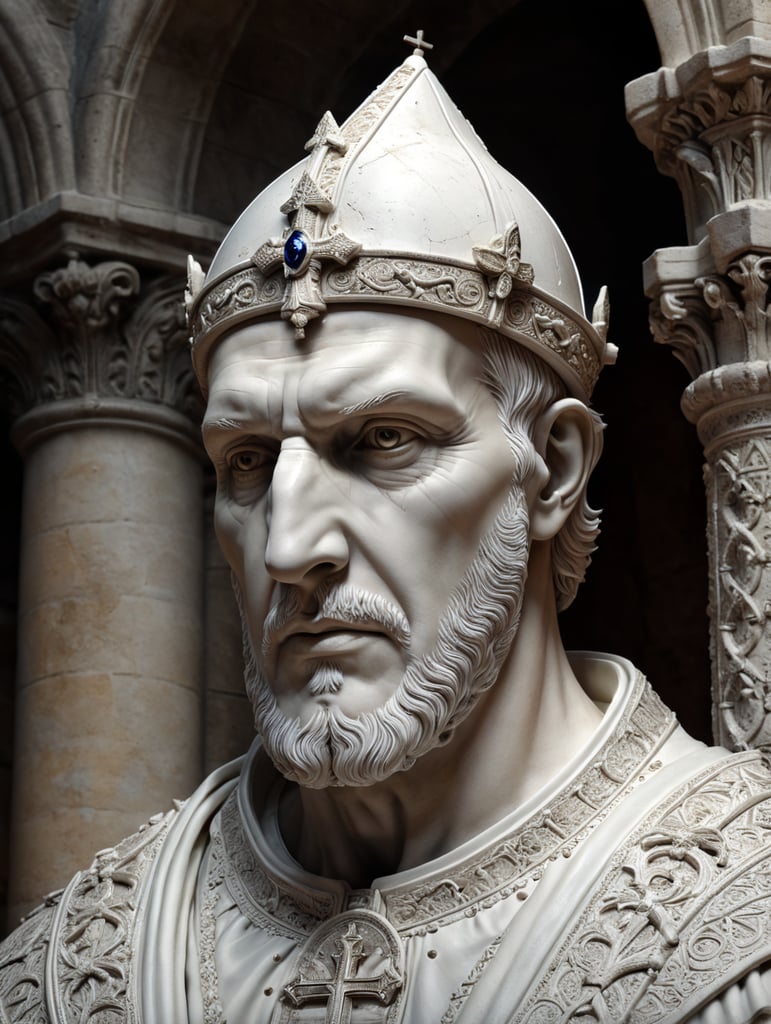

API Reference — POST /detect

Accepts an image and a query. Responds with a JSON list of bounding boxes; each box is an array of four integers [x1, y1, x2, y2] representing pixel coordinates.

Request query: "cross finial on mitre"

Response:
[[403, 29, 433, 57], [305, 111, 347, 155]]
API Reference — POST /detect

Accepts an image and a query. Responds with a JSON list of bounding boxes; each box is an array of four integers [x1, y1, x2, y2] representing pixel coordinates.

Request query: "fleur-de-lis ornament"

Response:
[[472, 220, 534, 300]]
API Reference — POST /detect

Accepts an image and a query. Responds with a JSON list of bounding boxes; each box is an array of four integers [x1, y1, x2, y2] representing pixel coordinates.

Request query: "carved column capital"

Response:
[[647, 245, 771, 381], [0, 254, 204, 456], [33, 254, 139, 334], [627, 37, 771, 242]]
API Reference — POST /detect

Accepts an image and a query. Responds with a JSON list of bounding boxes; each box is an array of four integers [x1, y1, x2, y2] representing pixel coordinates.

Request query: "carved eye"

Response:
[[371, 427, 402, 449], [359, 425, 416, 451], [229, 449, 266, 473]]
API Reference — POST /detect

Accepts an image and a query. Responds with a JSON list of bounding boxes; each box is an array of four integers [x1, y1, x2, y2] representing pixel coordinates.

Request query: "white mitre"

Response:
[[187, 45, 615, 402]]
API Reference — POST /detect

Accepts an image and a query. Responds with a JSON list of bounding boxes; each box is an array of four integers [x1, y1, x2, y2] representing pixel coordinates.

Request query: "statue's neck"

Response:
[[276, 544, 603, 888]]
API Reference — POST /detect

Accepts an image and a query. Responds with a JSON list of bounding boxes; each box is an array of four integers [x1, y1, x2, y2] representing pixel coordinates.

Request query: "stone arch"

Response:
[[642, 0, 771, 66], [74, 0, 180, 198], [0, 0, 74, 219]]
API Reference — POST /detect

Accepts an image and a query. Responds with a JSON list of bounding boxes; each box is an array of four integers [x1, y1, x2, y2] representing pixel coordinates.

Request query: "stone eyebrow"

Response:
[[339, 389, 463, 421], [202, 416, 245, 435], [340, 391, 415, 415], [200, 416, 262, 445], [204, 416, 243, 430]]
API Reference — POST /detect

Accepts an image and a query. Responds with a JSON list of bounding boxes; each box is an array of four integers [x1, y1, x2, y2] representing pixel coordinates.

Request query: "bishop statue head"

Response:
[[186, 42, 616, 793]]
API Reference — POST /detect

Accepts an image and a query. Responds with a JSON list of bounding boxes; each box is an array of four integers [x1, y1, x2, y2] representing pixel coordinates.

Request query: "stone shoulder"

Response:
[[511, 748, 771, 1023], [0, 805, 180, 1024]]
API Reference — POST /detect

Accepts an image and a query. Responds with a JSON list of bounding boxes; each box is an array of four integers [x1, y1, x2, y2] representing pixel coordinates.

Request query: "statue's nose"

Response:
[[264, 440, 349, 589]]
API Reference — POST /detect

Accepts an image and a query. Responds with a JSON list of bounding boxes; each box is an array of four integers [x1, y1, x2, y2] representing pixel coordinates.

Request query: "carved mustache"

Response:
[[261, 582, 411, 658]]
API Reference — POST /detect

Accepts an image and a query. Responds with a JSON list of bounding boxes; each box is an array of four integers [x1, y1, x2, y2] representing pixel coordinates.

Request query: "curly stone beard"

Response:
[[237, 485, 530, 788]]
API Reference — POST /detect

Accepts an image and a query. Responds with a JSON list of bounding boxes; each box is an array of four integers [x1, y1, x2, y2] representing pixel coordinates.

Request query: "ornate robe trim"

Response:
[[217, 675, 676, 939], [511, 750, 771, 1023], [0, 807, 179, 1024]]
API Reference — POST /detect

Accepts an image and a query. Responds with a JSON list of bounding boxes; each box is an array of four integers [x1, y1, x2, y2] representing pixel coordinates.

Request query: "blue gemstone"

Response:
[[284, 230, 309, 270]]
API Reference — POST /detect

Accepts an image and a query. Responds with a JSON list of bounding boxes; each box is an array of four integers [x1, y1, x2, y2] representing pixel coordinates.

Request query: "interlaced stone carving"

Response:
[[709, 435, 771, 751], [0, 897, 58, 1022], [629, 33, 771, 755]]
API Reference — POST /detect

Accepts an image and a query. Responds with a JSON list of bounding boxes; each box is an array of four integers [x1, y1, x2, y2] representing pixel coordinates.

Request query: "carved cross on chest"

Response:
[[281, 915, 403, 1024]]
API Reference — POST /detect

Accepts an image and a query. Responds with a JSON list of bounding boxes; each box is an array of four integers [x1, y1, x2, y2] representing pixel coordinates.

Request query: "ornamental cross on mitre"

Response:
[[251, 111, 361, 339]]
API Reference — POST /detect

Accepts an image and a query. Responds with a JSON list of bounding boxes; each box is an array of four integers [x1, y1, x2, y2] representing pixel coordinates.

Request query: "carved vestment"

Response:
[[3, 654, 771, 1023]]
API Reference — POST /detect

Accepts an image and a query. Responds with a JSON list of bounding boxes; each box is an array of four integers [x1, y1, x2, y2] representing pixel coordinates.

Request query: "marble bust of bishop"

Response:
[[4, 38, 771, 1024]]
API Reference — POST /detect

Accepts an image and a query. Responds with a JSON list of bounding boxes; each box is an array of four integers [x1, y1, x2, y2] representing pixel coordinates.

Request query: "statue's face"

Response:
[[204, 308, 530, 786]]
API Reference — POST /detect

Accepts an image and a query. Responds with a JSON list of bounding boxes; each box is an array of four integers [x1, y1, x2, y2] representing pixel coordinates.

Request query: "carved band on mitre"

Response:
[[187, 242, 613, 403]]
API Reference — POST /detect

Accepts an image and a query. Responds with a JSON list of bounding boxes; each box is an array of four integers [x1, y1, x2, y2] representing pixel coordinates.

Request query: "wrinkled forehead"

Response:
[[203, 307, 493, 420]]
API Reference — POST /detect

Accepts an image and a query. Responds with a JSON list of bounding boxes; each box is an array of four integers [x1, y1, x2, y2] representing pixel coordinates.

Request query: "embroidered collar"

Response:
[[215, 654, 676, 938]]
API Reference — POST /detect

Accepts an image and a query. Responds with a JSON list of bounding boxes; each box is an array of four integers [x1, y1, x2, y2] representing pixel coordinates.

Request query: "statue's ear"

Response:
[[529, 399, 602, 541]]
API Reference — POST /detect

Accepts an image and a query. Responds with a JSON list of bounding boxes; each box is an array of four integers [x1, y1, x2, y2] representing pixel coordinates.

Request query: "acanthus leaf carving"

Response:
[[0, 257, 202, 426], [0, 295, 61, 419], [124, 275, 204, 421]]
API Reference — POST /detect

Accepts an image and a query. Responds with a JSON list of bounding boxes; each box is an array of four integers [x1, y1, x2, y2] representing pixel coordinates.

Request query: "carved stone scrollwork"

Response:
[[0, 296, 61, 421], [648, 282, 718, 377], [514, 752, 771, 1023], [649, 252, 771, 376], [33, 254, 139, 334], [722, 252, 771, 358]]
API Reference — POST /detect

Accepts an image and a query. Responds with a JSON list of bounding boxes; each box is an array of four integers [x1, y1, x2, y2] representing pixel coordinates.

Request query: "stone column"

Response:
[[202, 481, 252, 777], [0, 255, 206, 926], [627, 34, 771, 751]]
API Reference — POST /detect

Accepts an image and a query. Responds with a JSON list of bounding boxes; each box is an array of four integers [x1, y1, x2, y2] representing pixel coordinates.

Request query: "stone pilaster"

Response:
[[627, 34, 771, 752], [0, 254, 206, 926]]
